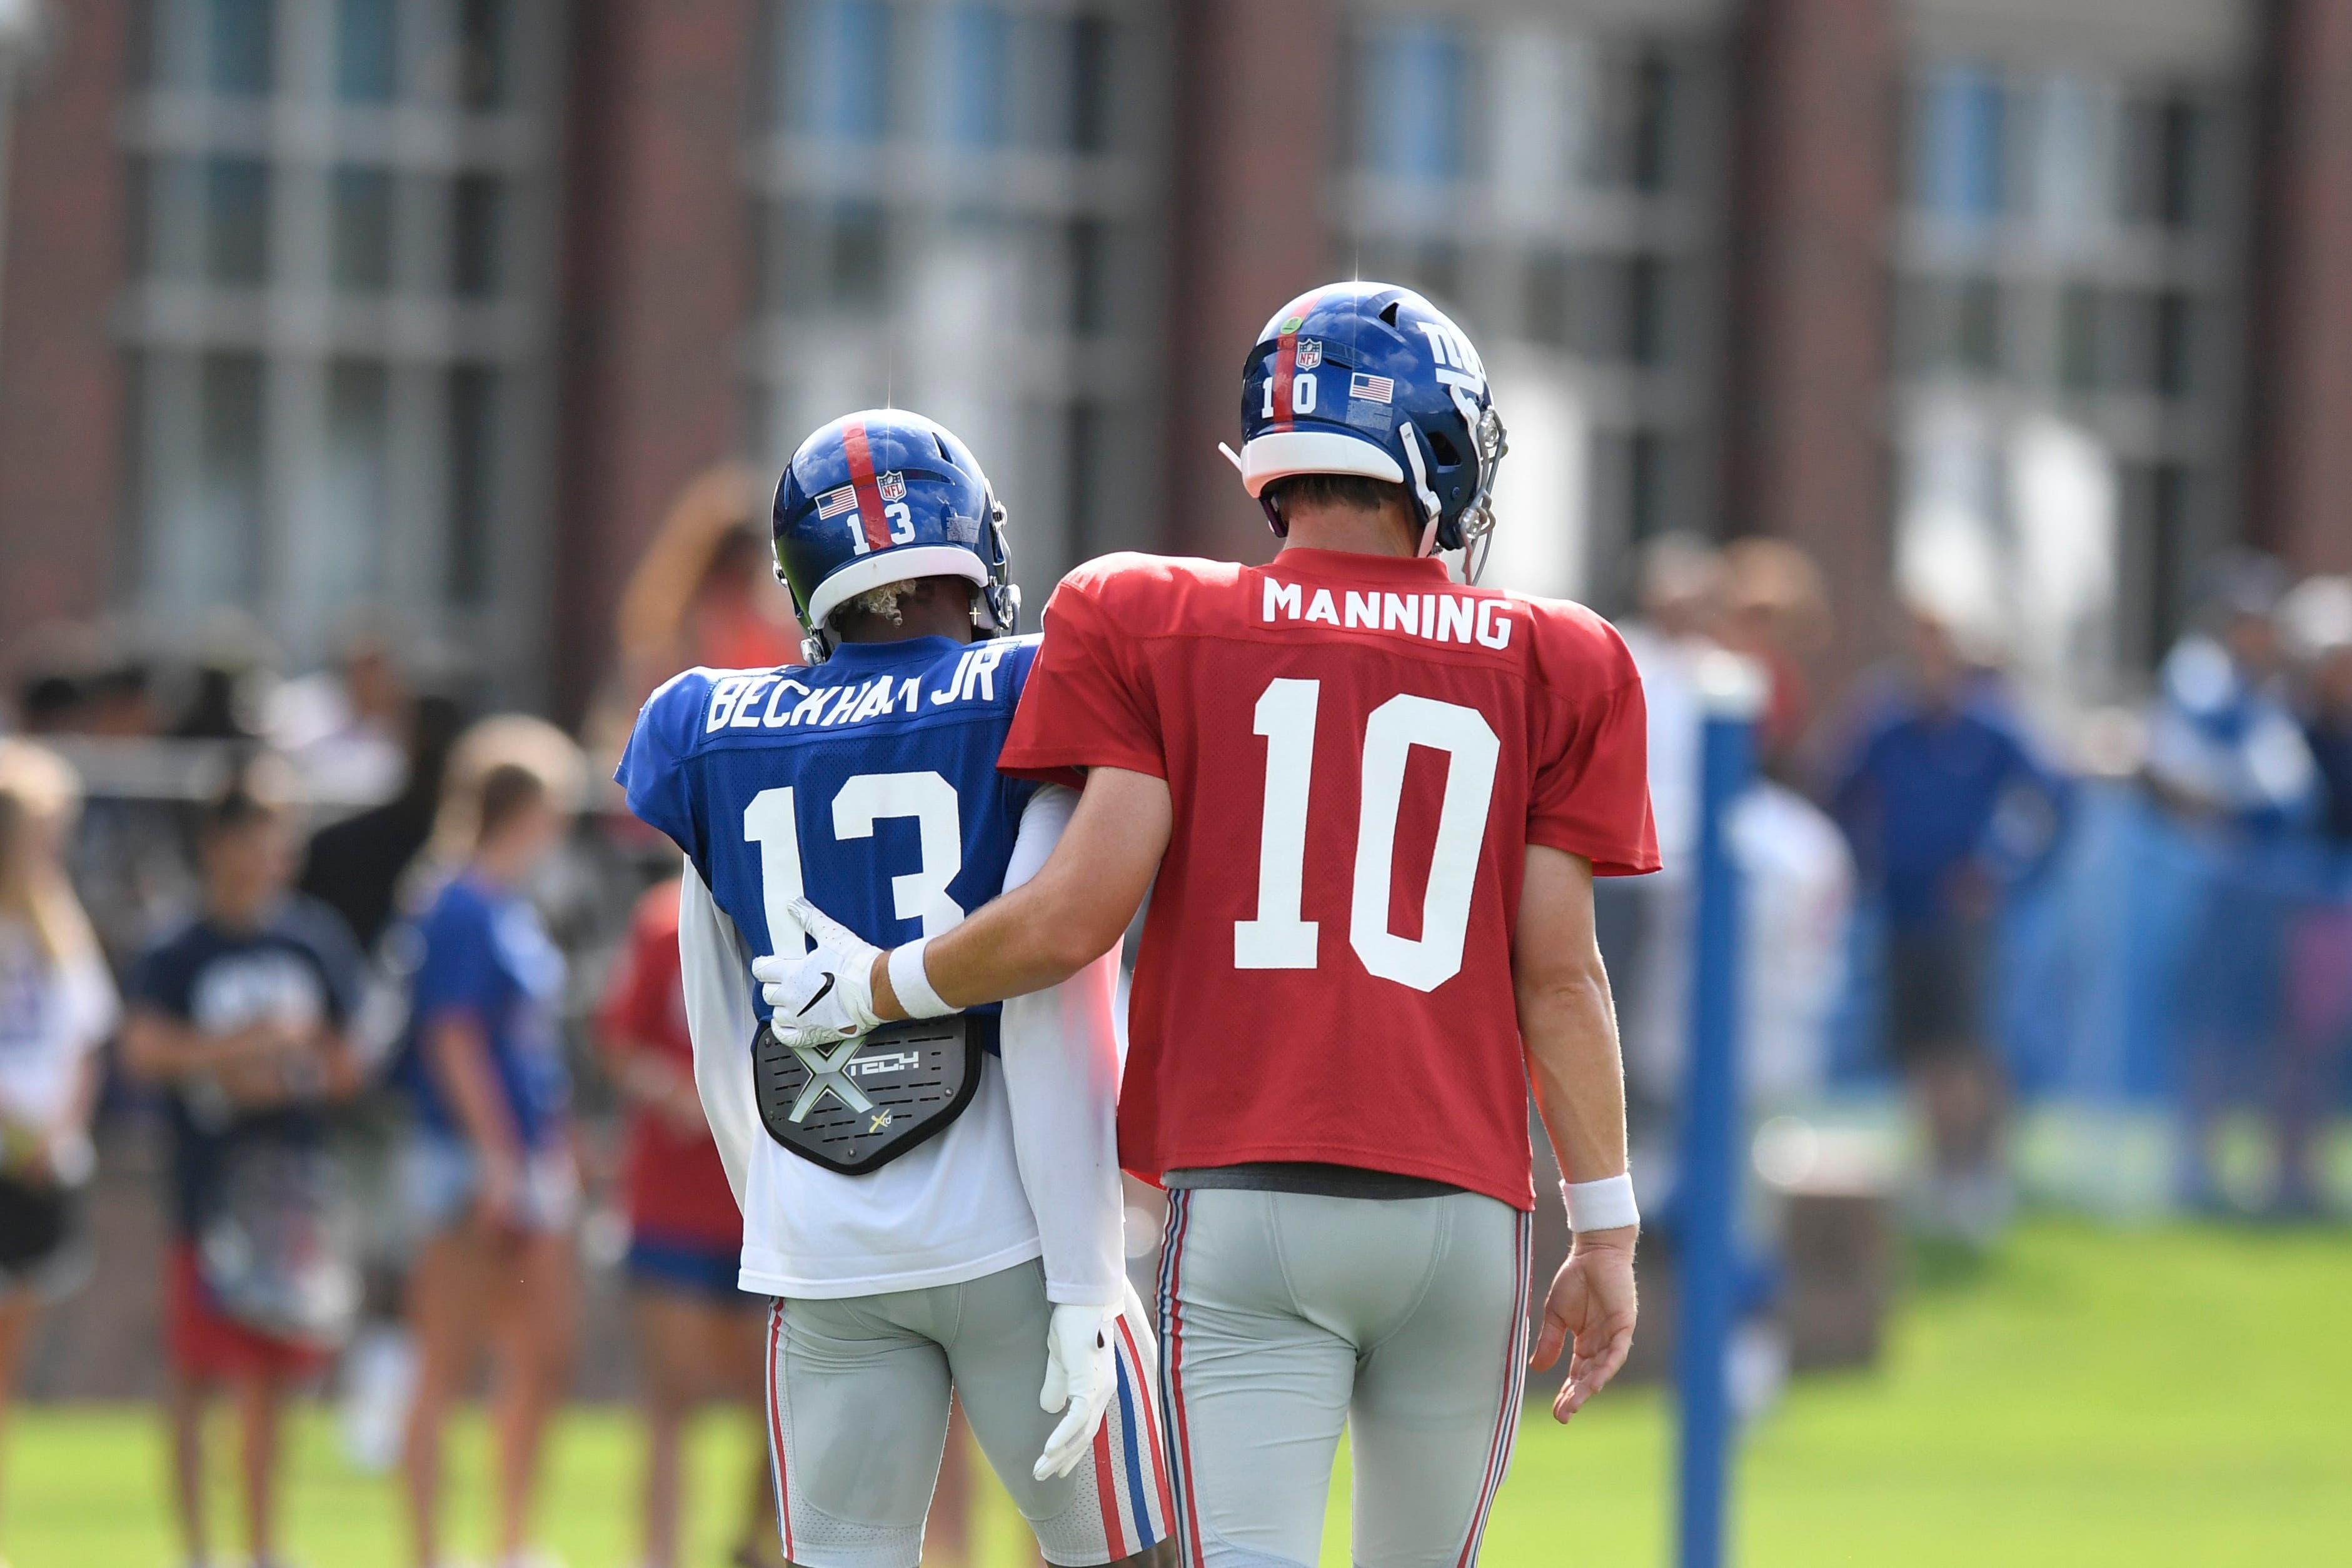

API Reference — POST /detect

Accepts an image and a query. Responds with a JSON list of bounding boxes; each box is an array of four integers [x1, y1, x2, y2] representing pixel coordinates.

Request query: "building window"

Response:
[[1334, 6, 1724, 606], [743, 0, 1170, 595], [1894, 63, 2239, 705], [118, 0, 558, 686]]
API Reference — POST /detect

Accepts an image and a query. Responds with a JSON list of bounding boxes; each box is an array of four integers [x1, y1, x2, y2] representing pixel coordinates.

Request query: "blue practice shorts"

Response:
[[626, 1235, 753, 1307]]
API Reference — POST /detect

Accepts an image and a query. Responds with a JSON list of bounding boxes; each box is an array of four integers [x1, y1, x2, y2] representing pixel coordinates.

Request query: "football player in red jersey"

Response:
[[756, 284, 1657, 1567]]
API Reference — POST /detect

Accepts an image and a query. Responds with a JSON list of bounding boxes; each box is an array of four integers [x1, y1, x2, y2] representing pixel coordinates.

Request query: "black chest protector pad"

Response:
[[751, 1015, 980, 1175]]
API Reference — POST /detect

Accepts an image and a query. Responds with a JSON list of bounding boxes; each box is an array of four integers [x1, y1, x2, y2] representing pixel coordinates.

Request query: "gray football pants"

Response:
[[764, 1259, 1173, 1568], [1154, 1188, 1534, 1568]]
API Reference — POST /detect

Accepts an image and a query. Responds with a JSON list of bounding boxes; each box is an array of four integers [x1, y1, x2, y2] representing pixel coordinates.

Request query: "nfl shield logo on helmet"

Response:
[[1295, 338, 1324, 371], [878, 471, 908, 503]]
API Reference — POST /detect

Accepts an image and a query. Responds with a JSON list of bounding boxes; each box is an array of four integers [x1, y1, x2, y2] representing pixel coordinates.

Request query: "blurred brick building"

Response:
[[3, 0, 2349, 721]]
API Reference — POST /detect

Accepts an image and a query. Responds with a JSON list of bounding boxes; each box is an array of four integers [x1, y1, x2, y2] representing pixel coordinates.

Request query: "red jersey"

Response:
[[998, 549, 1658, 1210], [598, 881, 742, 1249]]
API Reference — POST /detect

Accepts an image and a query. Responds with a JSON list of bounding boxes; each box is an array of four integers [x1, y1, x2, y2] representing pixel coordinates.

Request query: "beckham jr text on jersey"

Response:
[[615, 633, 1052, 1295], [998, 550, 1662, 1212]]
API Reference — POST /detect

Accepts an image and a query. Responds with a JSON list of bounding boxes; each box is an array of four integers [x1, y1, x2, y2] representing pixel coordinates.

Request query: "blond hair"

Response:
[[0, 740, 99, 965], [429, 715, 587, 865]]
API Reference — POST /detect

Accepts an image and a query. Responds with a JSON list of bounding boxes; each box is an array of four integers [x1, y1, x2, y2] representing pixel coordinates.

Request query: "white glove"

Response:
[[751, 897, 882, 1047], [1033, 1303, 1119, 1482]]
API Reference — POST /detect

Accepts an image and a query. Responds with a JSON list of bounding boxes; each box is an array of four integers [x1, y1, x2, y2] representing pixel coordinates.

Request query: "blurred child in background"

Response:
[[596, 876, 778, 1568], [396, 718, 584, 1568], [121, 758, 365, 1568], [0, 741, 115, 1564]]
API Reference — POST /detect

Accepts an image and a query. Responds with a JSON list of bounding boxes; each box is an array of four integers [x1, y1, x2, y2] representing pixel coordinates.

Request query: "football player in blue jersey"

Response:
[[616, 410, 1173, 1568]]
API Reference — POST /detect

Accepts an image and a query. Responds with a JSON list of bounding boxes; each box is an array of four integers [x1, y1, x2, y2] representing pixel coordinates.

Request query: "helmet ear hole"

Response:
[[1426, 430, 1462, 466], [1379, 299, 1402, 328]]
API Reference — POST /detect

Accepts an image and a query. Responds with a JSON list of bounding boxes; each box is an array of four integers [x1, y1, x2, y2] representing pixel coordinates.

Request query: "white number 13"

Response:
[[743, 771, 964, 955], [1235, 679, 1499, 992]]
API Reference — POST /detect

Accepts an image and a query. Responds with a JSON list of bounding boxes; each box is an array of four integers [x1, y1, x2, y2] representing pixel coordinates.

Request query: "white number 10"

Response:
[[1234, 678, 1500, 992]]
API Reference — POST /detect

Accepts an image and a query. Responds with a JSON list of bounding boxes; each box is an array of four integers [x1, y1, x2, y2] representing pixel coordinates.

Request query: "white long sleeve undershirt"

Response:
[[674, 783, 1124, 1304]]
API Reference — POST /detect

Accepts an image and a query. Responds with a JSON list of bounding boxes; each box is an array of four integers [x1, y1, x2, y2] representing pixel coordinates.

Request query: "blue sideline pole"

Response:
[[1677, 654, 1764, 1568]]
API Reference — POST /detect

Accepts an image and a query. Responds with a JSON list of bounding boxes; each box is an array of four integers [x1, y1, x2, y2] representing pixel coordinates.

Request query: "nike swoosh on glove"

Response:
[[1033, 1303, 1120, 1482], [751, 897, 883, 1047]]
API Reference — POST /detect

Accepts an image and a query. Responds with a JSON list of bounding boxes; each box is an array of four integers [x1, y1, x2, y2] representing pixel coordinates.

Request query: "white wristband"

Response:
[[1562, 1174, 1639, 1234], [887, 938, 955, 1020]]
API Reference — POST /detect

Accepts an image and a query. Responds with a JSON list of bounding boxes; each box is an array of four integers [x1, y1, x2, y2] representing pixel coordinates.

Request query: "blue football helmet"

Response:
[[1231, 281, 1509, 580], [772, 410, 1019, 662]]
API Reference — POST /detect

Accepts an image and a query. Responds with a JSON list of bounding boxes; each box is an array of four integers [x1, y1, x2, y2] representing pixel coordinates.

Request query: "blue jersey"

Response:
[[616, 634, 1046, 1049], [401, 875, 571, 1148]]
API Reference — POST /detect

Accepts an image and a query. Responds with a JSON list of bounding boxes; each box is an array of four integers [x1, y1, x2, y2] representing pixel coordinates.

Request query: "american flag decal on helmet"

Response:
[[1350, 371, 1395, 404], [815, 485, 860, 519]]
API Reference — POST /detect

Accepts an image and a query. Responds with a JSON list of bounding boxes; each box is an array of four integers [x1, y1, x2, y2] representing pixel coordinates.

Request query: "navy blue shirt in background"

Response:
[[126, 898, 365, 1237], [1832, 687, 2068, 931], [400, 875, 570, 1150]]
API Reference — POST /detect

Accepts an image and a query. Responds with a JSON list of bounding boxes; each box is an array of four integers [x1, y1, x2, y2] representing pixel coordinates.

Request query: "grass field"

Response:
[[12, 1219, 2349, 1567]]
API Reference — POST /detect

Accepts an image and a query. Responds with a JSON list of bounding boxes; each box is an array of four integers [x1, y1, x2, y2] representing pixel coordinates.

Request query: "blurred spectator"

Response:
[[395, 718, 585, 1568], [1732, 780, 1854, 1110], [1721, 536, 1833, 760], [2276, 575, 2352, 1216], [1609, 535, 1727, 1137], [299, 691, 468, 956], [1832, 606, 2068, 1245], [2147, 560, 2322, 1212], [11, 672, 83, 736], [1719, 538, 1852, 1104], [28, 636, 191, 971], [81, 656, 163, 739], [615, 464, 802, 685], [1618, 533, 1727, 870], [2283, 575, 2352, 844], [119, 757, 366, 1568], [0, 741, 115, 1544], [590, 465, 802, 768], [170, 614, 279, 743], [596, 878, 775, 1568], [267, 629, 415, 805]]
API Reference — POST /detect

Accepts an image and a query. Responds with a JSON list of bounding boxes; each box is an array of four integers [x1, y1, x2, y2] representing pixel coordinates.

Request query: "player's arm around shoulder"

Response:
[[1515, 843, 1641, 1422], [890, 763, 1169, 1018]]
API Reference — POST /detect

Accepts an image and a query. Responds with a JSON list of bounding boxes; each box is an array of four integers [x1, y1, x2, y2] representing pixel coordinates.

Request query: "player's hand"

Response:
[[753, 898, 883, 1047], [1033, 1303, 1118, 1482], [1529, 1228, 1637, 1422]]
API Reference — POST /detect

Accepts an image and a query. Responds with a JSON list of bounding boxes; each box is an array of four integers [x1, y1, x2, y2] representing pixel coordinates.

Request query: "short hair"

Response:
[[1262, 473, 1414, 523], [474, 761, 548, 842], [836, 576, 973, 629]]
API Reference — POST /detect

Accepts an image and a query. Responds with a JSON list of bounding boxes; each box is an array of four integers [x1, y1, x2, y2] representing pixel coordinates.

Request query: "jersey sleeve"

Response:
[[993, 784, 1125, 1305], [675, 858, 758, 1211], [615, 671, 711, 868], [1527, 611, 1662, 877], [998, 564, 1165, 785], [410, 895, 501, 1031]]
